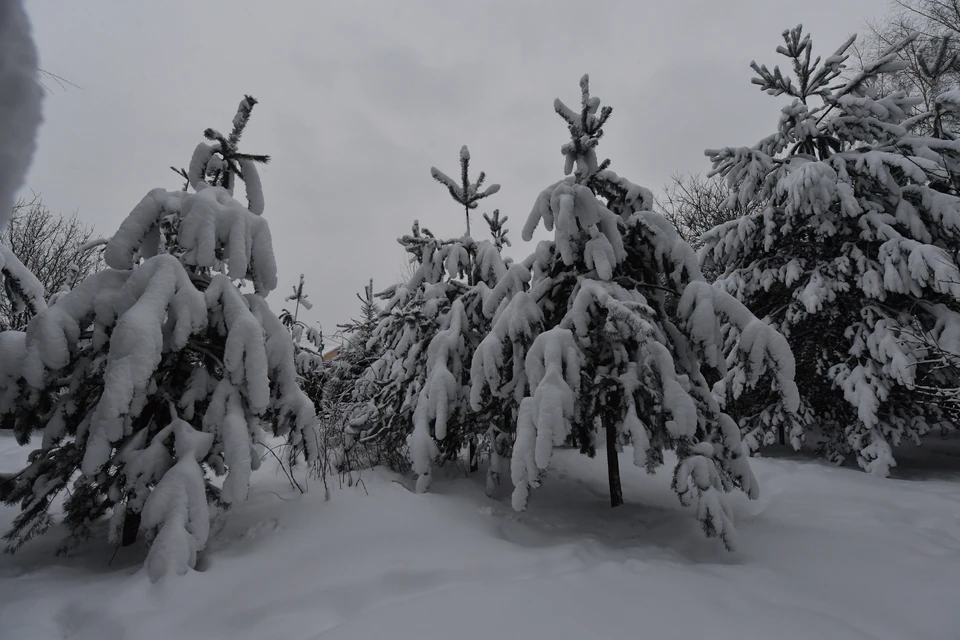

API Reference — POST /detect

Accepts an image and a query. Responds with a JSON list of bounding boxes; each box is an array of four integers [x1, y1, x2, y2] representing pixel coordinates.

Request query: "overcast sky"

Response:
[[21, 0, 882, 341]]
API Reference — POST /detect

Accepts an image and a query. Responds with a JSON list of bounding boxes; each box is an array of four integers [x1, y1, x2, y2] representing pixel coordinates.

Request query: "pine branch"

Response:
[[233, 152, 271, 164], [430, 146, 500, 237], [228, 95, 258, 149]]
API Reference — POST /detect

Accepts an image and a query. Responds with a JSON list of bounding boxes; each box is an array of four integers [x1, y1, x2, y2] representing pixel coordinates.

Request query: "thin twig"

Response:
[[265, 445, 304, 494]]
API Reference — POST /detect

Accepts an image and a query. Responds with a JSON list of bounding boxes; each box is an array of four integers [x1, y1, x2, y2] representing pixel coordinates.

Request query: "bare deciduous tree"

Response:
[[856, 0, 960, 137], [657, 173, 764, 282], [1, 196, 103, 330], [657, 174, 748, 248]]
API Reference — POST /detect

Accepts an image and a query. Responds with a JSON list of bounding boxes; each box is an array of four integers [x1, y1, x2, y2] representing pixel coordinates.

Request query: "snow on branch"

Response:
[[205, 275, 270, 413], [83, 255, 207, 475], [178, 185, 278, 294], [141, 415, 214, 582], [411, 299, 468, 492], [0, 244, 46, 317], [106, 188, 186, 270], [430, 145, 501, 236], [509, 327, 579, 510], [246, 293, 319, 461], [679, 281, 800, 412]]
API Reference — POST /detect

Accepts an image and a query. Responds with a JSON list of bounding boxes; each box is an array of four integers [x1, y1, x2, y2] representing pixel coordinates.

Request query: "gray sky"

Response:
[[22, 0, 882, 341]]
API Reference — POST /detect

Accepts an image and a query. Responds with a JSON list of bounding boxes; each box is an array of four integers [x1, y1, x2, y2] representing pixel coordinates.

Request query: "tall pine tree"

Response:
[[357, 148, 519, 490], [0, 97, 318, 580], [704, 27, 960, 474], [471, 76, 799, 548]]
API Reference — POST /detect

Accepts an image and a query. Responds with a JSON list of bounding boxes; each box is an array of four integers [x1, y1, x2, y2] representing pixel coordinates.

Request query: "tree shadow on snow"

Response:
[[432, 450, 741, 567]]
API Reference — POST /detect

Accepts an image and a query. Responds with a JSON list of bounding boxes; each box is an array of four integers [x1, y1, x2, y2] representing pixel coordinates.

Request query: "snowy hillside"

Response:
[[2, 433, 958, 640]]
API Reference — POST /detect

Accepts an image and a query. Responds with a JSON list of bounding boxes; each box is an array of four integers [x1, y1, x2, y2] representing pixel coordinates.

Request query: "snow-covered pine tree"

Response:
[[0, 96, 318, 581], [471, 76, 799, 548], [356, 148, 520, 490], [314, 280, 385, 479], [703, 26, 960, 475], [280, 273, 325, 405], [333, 279, 382, 390]]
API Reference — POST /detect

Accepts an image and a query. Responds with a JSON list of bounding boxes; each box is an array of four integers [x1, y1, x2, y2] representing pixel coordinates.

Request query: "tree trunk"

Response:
[[0, 473, 14, 501], [778, 423, 786, 446], [121, 510, 141, 547], [468, 437, 479, 473], [605, 422, 623, 508]]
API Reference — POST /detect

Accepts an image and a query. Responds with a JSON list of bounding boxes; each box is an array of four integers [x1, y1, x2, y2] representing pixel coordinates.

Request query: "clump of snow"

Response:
[[412, 300, 467, 492], [238, 158, 264, 215], [141, 416, 215, 582], [83, 255, 207, 475], [105, 185, 279, 295]]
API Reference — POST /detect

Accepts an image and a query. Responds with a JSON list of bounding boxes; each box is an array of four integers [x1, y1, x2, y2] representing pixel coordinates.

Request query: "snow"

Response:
[[206, 275, 270, 413], [187, 142, 218, 190], [180, 185, 279, 294], [0, 0, 43, 231], [105, 188, 185, 269], [523, 327, 579, 475], [84, 255, 207, 475], [2, 432, 958, 639], [106, 185, 279, 294], [0, 244, 46, 316], [411, 299, 467, 491], [238, 158, 264, 215], [140, 417, 215, 582]]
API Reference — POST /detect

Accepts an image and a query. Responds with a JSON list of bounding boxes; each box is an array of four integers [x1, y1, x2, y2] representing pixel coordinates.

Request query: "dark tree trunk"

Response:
[[468, 437, 479, 473], [605, 422, 623, 508], [0, 473, 14, 501], [121, 510, 141, 547]]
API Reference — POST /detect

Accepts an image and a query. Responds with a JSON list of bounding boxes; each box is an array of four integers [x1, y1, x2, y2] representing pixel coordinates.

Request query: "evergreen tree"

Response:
[[471, 76, 799, 548], [0, 97, 318, 580], [335, 279, 382, 386], [280, 273, 324, 405], [703, 27, 960, 475], [358, 148, 518, 489]]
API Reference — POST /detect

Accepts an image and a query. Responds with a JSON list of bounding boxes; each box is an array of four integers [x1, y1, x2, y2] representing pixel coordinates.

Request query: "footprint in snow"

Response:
[[240, 517, 280, 540]]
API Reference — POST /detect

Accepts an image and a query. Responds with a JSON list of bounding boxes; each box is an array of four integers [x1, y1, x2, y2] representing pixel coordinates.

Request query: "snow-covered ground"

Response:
[[1, 433, 959, 640]]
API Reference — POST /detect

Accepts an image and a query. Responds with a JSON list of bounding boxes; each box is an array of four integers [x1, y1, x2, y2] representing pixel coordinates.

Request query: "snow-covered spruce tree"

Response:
[[471, 76, 799, 548], [704, 27, 960, 475], [280, 273, 325, 405], [332, 279, 382, 397], [357, 148, 521, 490], [0, 96, 318, 580], [313, 280, 385, 479]]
